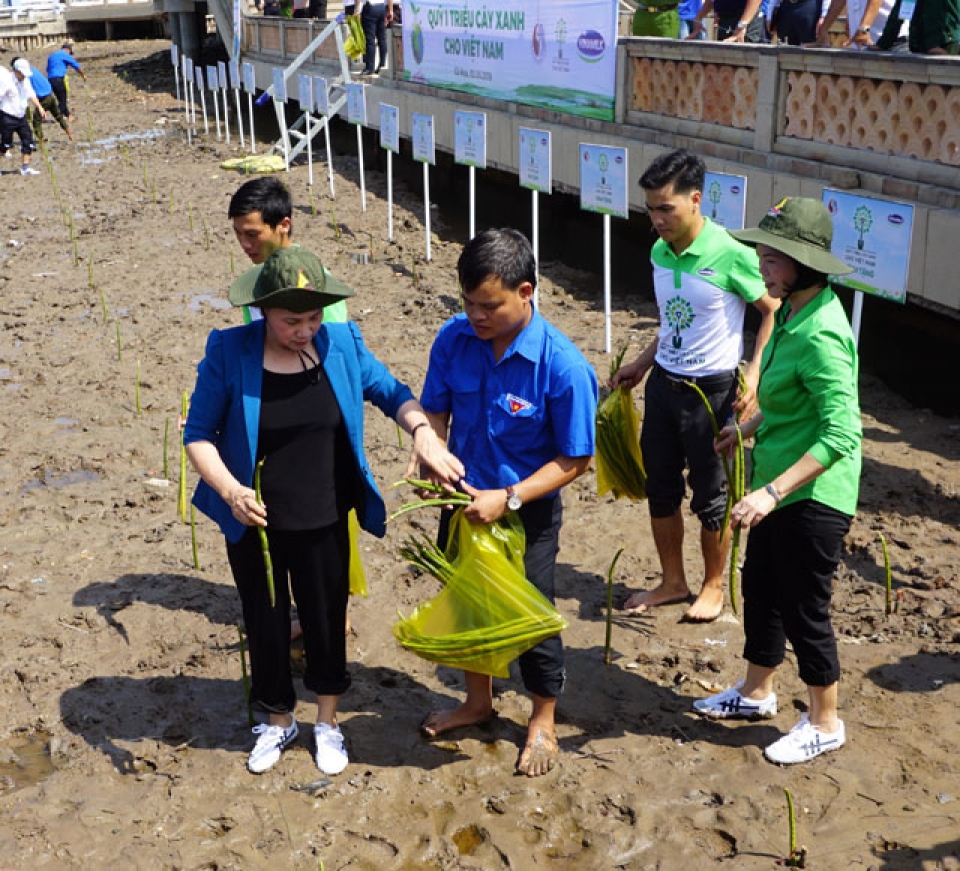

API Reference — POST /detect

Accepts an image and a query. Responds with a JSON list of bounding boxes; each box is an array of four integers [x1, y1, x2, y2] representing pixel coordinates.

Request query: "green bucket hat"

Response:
[[731, 197, 852, 275], [228, 247, 355, 312]]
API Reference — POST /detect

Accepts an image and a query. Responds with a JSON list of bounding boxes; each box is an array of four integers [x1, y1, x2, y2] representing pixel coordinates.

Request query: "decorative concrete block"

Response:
[[731, 67, 757, 130], [702, 64, 734, 126], [814, 74, 855, 146], [650, 60, 678, 117], [632, 57, 654, 112], [784, 71, 816, 139], [676, 62, 703, 120], [850, 78, 898, 153]]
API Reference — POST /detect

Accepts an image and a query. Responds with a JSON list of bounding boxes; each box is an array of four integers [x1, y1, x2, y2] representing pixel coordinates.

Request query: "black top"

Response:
[[256, 358, 354, 531]]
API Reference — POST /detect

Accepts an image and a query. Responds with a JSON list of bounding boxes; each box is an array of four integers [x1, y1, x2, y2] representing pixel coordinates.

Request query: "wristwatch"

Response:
[[856, 25, 871, 33], [505, 485, 522, 512]]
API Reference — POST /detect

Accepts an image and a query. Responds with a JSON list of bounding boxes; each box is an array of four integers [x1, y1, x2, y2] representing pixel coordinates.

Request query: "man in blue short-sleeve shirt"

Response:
[[418, 228, 598, 777], [45, 42, 85, 121]]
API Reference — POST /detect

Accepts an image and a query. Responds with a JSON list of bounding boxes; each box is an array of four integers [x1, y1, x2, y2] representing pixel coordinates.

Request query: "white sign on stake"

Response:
[[207, 66, 222, 139], [822, 189, 915, 343], [195, 66, 209, 136], [181, 56, 191, 144], [519, 127, 552, 303], [412, 113, 436, 262], [380, 103, 400, 241], [171, 44, 181, 105], [298, 75, 315, 187], [272, 67, 290, 170], [579, 143, 629, 354], [229, 60, 244, 148], [703, 171, 748, 230], [345, 83, 367, 212], [313, 77, 334, 198], [217, 61, 230, 143], [454, 110, 487, 240], [185, 57, 196, 127], [242, 62, 256, 152]]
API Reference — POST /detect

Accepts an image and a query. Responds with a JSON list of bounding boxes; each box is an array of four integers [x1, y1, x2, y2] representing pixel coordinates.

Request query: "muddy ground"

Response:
[[0, 39, 958, 870]]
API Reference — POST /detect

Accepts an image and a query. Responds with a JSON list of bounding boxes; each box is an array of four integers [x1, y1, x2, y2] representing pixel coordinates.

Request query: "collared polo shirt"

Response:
[[421, 310, 598, 494], [46, 50, 82, 80], [28, 69, 53, 100], [651, 217, 766, 377], [0, 66, 34, 118], [752, 287, 861, 516]]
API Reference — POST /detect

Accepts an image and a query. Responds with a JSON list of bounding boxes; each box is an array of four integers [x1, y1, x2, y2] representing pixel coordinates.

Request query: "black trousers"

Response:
[[49, 77, 70, 118], [227, 518, 350, 715], [440, 495, 565, 698], [640, 365, 738, 529], [742, 499, 851, 686], [0, 110, 35, 155]]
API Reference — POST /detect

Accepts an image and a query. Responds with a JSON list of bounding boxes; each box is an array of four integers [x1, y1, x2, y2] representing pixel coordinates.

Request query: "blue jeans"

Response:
[[361, 2, 388, 72]]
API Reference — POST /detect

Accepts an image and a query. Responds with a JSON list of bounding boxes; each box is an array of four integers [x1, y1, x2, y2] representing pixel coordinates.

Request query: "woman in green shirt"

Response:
[[692, 198, 862, 765]]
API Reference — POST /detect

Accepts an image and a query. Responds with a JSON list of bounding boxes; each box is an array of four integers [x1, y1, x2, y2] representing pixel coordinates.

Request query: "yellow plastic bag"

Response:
[[348, 509, 367, 597], [393, 509, 567, 678], [343, 15, 366, 60], [595, 386, 647, 501]]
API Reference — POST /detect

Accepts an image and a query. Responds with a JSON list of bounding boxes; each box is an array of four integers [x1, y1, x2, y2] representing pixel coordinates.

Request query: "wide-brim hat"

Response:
[[228, 247, 354, 312], [731, 197, 852, 275]]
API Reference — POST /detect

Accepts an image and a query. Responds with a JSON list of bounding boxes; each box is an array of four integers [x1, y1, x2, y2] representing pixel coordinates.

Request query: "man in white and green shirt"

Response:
[[612, 149, 777, 622], [228, 177, 348, 325]]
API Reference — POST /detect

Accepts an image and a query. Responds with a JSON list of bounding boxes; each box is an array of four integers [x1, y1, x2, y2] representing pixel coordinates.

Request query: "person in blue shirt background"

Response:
[[12, 58, 72, 144], [45, 41, 85, 121], [418, 228, 598, 777], [679, 0, 707, 37]]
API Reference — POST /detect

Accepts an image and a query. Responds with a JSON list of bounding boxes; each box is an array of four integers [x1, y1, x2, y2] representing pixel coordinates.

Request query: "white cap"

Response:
[[13, 59, 31, 76]]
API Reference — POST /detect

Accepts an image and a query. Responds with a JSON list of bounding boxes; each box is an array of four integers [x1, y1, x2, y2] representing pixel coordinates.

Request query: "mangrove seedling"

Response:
[[879, 531, 893, 615], [190, 504, 201, 570], [604, 547, 625, 665], [114, 318, 122, 361], [254, 457, 276, 608], [781, 787, 807, 868], [328, 198, 341, 239], [387, 477, 472, 522], [135, 359, 142, 415], [237, 625, 253, 726], [178, 390, 189, 523], [163, 417, 170, 479], [99, 286, 108, 324]]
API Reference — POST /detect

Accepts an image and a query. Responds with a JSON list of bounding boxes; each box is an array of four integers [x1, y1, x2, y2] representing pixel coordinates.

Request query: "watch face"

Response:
[[508, 494, 522, 511]]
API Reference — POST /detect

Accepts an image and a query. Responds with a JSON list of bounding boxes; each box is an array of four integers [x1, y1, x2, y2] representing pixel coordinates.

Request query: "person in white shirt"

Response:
[[0, 61, 46, 176], [814, 0, 905, 47]]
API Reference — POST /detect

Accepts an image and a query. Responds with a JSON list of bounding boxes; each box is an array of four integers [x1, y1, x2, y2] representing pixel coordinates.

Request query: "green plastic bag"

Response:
[[393, 509, 567, 678], [344, 15, 366, 60]]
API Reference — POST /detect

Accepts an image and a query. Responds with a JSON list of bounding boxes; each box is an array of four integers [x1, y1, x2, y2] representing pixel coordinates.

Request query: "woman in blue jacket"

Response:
[[184, 247, 463, 776]]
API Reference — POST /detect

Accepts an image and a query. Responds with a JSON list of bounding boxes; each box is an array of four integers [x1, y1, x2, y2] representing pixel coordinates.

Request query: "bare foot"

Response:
[[420, 704, 495, 738], [682, 584, 724, 622], [517, 727, 559, 777], [623, 582, 693, 613]]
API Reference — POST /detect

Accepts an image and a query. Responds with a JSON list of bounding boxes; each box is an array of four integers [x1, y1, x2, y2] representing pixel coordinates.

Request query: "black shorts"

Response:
[[640, 364, 738, 529]]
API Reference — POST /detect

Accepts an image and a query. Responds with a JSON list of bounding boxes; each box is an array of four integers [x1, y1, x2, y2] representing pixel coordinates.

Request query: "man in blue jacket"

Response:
[[45, 41, 85, 121]]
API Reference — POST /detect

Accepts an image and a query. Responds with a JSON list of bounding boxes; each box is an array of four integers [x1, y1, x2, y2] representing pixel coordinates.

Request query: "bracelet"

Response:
[[737, 18, 750, 28], [410, 422, 430, 439], [764, 482, 782, 504]]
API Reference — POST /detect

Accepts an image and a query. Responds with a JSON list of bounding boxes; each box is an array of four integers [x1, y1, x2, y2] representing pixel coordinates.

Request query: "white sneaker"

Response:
[[20, 165, 40, 176], [247, 718, 299, 773], [314, 722, 348, 775], [693, 680, 777, 719], [764, 715, 845, 765]]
